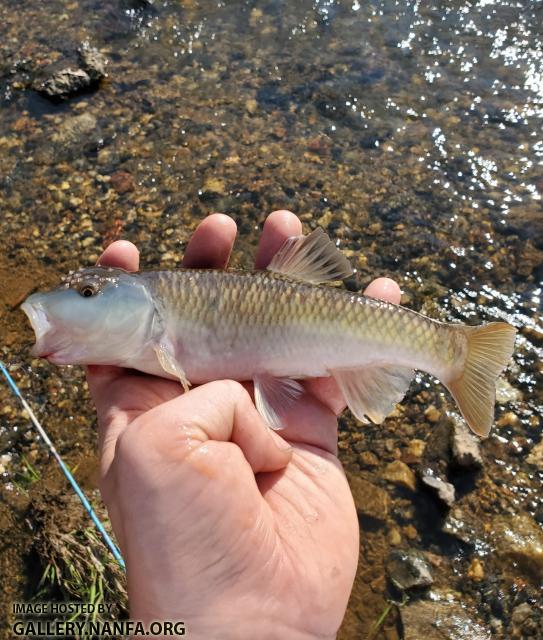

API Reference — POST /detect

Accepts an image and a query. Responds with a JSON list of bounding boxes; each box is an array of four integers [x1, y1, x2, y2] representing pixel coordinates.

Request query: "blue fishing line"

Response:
[[0, 362, 125, 570]]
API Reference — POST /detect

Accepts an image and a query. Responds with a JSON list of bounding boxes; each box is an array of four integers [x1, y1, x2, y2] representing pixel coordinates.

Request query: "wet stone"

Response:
[[110, 170, 135, 194], [348, 475, 389, 521], [526, 440, 543, 469], [442, 508, 480, 546], [422, 473, 456, 508], [36, 67, 92, 99], [401, 599, 491, 640], [77, 43, 107, 81], [45, 113, 101, 163], [451, 420, 483, 469], [510, 602, 541, 639], [495, 377, 522, 404], [489, 513, 543, 581], [382, 460, 417, 492], [386, 550, 434, 591], [467, 557, 484, 581]]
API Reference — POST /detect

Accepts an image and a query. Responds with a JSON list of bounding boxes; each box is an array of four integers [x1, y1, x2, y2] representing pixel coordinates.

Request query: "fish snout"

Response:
[[21, 296, 56, 357]]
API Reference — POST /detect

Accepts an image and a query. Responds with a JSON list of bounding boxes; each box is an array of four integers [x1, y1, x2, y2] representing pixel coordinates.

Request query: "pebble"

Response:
[[387, 528, 402, 546], [489, 513, 543, 581], [424, 406, 441, 423], [496, 411, 519, 428], [199, 177, 227, 198], [526, 440, 543, 469], [359, 451, 379, 467], [451, 419, 483, 468], [406, 439, 426, 459], [382, 460, 417, 492], [245, 98, 258, 115], [386, 550, 434, 590], [495, 378, 522, 404], [401, 599, 491, 640], [467, 557, 484, 581], [348, 475, 389, 521], [442, 509, 480, 545], [422, 474, 456, 508], [110, 170, 135, 194]]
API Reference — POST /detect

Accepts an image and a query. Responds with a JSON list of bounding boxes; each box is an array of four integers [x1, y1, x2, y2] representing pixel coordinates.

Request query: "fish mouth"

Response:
[[21, 301, 54, 357], [21, 299, 72, 363], [21, 298, 84, 364]]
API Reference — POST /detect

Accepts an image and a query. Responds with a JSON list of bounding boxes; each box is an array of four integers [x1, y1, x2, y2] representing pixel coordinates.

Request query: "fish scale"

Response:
[[143, 269, 456, 383]]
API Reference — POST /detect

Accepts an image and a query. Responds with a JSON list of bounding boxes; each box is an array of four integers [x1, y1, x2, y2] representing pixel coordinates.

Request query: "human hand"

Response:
[[87, 211, 401, 639]]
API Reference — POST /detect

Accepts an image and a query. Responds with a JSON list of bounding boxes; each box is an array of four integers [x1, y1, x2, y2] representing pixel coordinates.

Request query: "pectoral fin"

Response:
[[331, 365, 413, 424], [267, 227, 352, 284], [153, 341, 191, 393], [254, 373, 304, 430]]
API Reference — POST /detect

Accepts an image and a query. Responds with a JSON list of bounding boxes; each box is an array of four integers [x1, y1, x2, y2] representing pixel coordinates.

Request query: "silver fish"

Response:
[[22, 228, 516, 436]]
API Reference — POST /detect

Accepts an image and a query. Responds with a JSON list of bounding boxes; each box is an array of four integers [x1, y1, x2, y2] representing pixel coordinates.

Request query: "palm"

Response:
[[86, 211, 400, 638], [96, 372, 357, 637]]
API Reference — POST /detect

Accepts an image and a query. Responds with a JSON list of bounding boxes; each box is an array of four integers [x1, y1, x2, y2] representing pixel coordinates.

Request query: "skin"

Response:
[[86, 211, 401, 639]]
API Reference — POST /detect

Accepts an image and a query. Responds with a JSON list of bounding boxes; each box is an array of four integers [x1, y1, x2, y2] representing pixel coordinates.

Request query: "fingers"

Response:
[[129, 380, 292, 474], [182, 213, 237, 268], [98, 240, 140, 271], [363, 277, 401, 305], [255, 210, 302, 268], [85, 241, 141, 406]]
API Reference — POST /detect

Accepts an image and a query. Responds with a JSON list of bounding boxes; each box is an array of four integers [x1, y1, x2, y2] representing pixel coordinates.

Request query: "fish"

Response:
[[21, 227, 516, 437]]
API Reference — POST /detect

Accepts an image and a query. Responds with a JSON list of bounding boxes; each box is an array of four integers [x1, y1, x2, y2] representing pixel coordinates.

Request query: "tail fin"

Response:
[[446, 322, 516, 437]]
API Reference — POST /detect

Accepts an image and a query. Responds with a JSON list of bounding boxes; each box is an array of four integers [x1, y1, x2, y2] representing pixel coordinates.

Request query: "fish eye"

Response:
[[79, 285, 96, 298]]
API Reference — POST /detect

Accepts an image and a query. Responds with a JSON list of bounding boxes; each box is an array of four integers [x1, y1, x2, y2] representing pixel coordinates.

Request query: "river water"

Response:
[[0, 1, 541, 638]]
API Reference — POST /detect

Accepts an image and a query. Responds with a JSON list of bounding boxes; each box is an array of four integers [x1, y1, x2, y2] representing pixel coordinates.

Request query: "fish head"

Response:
[[21, 267, 155, 365]]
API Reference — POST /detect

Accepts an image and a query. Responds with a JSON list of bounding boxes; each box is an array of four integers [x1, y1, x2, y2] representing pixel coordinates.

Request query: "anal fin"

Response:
[[331, 365, 413, 424], [254, 373, 304, 430], [153, 341, 191, 393]]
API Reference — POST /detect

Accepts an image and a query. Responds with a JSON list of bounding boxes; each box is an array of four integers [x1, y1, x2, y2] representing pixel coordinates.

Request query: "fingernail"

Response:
[[269, 429, 292, 451]]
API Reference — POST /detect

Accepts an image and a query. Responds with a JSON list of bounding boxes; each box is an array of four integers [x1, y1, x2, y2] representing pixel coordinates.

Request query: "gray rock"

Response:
[[78, 43, 108, 81], [386, 550, 434, 590], [442, 508, 481, 546], [401, 599, 491, 640], [489, 513, 543, 581], [37, 67, 92, 98], [510, 602, 541, 638], [35, 113, 101, 164], [451, 419, 483, 468], [422, 473, 456, 507], [34, 44, 107, 99]]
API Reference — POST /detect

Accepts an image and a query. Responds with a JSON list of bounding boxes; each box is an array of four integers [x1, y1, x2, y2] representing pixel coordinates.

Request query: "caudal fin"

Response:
[[446, 322, 516, 437]]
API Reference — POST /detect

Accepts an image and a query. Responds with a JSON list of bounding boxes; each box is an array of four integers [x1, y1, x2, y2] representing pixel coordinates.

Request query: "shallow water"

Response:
[[0, 1, 542, 638]]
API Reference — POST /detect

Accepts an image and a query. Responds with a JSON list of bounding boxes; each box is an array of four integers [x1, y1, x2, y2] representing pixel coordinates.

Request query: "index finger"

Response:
[[86, 241, 141, 403]]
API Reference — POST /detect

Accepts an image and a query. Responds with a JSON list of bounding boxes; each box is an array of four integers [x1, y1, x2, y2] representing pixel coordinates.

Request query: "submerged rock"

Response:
[[34, 44, 107, 99], [37, 67, 92, 99], [382, 460, 417, 491], [442, 508, 481, 546], [510, 602, 542, 638], [386, 550, 434, 591], [422, 473, 456, 508], [451, 420, 483, 468], [401, 599, 491, 640], [77, 43, 107, 81], [489, 513, 543, 581], [526, 440, 543, 469], [348, 475, 389, 521]]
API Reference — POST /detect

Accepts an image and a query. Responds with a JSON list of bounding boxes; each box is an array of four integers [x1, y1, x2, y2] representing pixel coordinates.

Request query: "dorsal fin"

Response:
[[267, 227, 353, 284]]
